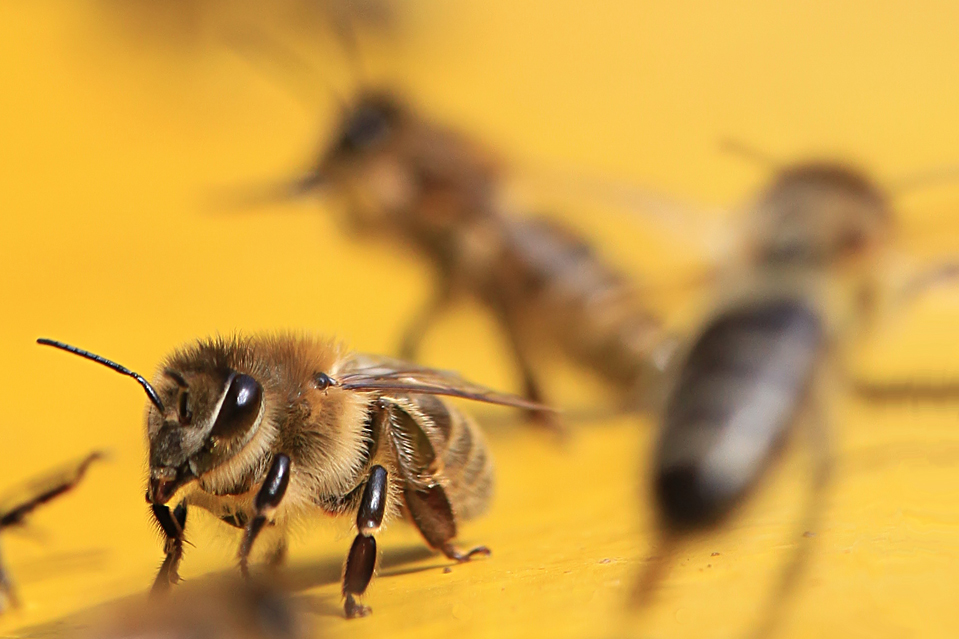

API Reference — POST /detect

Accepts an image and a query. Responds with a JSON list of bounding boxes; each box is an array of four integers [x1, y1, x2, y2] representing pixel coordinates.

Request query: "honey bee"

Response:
[[635, 158, 957, 634], [37, 334, 546, 618], [257, 89, 675, 429], [0, 451, 102, 612]]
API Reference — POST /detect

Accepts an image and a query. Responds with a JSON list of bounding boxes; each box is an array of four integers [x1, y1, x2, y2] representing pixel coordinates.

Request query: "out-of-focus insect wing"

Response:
[[0, 452, 104, 529], [337, 359, 553, 412], [513, 161, 738, 260]]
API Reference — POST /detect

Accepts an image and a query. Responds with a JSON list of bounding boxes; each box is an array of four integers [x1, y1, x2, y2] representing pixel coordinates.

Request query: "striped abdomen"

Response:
[[654, 298, 824, 530], [395, 394, 494, 522]]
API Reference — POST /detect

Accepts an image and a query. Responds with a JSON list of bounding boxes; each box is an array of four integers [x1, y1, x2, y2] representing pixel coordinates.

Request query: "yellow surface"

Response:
[[2, 1, 959, 638]]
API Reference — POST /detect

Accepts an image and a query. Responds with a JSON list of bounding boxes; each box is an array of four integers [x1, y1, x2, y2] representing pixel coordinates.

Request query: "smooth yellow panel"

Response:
[[2, 1, 959, 638]]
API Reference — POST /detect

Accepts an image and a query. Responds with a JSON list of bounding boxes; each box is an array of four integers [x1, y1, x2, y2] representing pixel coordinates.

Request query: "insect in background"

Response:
[[0, 451, 102, 613], [60, 575, 310, 639], [230, 57, 678, 431], [38, 335, 548, 618], [634, 155, 959, 638]]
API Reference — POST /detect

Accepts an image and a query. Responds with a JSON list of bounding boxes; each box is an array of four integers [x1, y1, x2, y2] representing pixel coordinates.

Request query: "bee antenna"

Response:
[[719, 138, 780, 171], [890, 163, 959, 196], [325, 9, 367, 93], [223, 26, 347, 113], [36, 338, 165, 412]]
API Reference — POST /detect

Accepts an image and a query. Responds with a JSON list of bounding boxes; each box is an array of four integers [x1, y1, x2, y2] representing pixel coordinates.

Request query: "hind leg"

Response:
[[404, 484, 490, 562], [747, 398, 832, 639]]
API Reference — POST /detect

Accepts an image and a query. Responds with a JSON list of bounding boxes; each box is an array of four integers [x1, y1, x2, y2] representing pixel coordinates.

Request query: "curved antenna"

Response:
[[890, 163, 959, 197], [319, 0, 372, 94], [223, 26, 347, 114], [37, 339, 165, 412], [718, 138, 781, 172]]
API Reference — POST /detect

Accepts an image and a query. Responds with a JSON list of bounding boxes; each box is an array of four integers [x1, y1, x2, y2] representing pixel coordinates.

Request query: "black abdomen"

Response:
[[655, 298, 824, 531]]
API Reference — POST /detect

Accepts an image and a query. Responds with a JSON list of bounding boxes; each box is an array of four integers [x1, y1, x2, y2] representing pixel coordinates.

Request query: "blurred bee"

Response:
[[64, 576, 309, 639], [252, 89, 676, 430], [38, 334, 546, 618], [636, 155, 959, 635], [0, 451, 102, 612]]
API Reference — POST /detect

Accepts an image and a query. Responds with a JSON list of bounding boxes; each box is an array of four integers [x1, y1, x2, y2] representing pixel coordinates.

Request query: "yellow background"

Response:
[[2, 1, 959, 637]]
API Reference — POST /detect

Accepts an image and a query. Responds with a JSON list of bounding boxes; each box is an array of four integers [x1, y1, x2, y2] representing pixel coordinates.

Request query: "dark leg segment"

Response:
[[404, 484, 490, 562], [238, 454, 291, 576], [150, 502, 187, 596], [343, 536, 376, 618], [342, 465, 388, 619]]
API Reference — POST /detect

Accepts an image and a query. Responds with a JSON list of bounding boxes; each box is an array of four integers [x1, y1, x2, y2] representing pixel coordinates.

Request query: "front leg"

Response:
[[238, 454, 291, 576], [342, 465, 388, 619], [399, 278, 453, 361], [150, 501, 187, 596]]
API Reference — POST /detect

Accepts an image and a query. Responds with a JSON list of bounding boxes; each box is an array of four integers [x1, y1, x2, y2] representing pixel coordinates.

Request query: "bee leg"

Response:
[[851, 378, 959, 403], [404, 484, 490, 563], [747, 399, 832, 639], [266, 537, 289, 570], [0, 452, 103, 530], [398, 280, 452, 361], [238, 454, 292, 577], [0, 540, 20, 613], [150, 501, 188, 596], [342, 465, 387, 619], [498, 312, 565, 435]]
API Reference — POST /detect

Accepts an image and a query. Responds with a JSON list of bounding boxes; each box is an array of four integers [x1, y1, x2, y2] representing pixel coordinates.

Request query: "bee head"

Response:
[[36, 338, 267, 505], [308, 91, 422, 227], [748, 162, 892, 267], [147, 364, 264, 504], [331, 92, 401, 158]]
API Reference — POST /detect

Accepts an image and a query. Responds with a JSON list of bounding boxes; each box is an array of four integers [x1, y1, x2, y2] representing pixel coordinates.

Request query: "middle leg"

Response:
[[238, 454, 292, 576], [342, 465, 389, 619]]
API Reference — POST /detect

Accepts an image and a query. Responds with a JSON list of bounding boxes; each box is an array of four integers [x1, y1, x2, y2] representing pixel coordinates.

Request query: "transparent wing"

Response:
[[510, 159, 739, 262], [337, 355, 553, 412]]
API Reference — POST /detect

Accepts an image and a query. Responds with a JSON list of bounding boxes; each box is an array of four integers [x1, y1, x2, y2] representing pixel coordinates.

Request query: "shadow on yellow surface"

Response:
[[2, 1, 959, 638]]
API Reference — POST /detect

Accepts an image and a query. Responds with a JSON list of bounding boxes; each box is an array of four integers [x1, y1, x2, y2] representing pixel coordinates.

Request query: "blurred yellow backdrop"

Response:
[[2, 1, 959, 638]]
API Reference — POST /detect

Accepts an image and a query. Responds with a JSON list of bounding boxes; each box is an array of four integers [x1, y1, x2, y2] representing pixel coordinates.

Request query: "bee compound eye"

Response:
[[342, 106, 390, 153], [211, 373, 263, 440]]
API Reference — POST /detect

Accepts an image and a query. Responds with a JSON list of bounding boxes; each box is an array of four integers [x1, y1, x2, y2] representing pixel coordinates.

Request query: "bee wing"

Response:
[[511, 160, 740, 264], [0, 451, 104, 529], [337, 359, 553, 412]]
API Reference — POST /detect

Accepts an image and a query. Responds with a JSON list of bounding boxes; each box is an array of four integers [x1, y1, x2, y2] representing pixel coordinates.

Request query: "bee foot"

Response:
[[443, 544, 491, 562], [344, 594, 371, 619]]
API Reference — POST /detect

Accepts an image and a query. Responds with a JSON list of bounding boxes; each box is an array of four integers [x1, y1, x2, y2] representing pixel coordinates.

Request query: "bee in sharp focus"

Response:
[[38, 334, 546, 618], [253, 88, 676, 431], [0, 451, 102, 612], [637, 155, 959, 635]]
